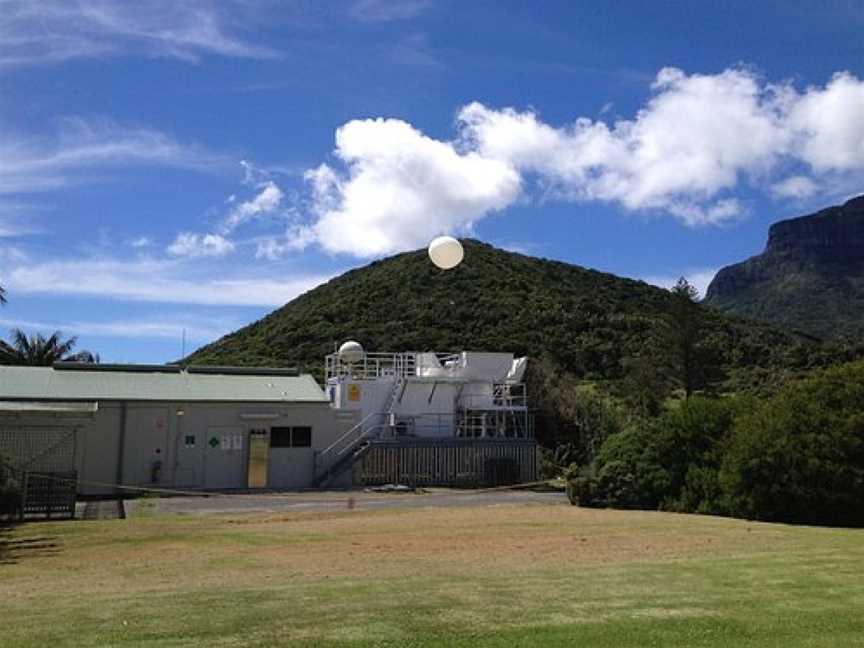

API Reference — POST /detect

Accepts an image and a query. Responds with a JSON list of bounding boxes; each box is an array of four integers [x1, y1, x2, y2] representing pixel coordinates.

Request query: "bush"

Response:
[[652, 396, 747, 513], [594, 429, 671, 508], [565, 396, 747, 513], [563, 464, 602, 506], [565, 360, 864, 526], [721, 361, 864, 526]]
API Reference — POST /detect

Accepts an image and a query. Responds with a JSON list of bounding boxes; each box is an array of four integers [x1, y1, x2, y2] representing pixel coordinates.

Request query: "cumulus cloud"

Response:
[[167, 232, 235, 258], [787, 72, 864, 173], [296, 67, 864, 257], [304, 118, 521, 256]]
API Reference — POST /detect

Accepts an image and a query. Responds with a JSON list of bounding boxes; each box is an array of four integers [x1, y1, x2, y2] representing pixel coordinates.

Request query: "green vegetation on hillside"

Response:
[[189, 240, 842, 391]]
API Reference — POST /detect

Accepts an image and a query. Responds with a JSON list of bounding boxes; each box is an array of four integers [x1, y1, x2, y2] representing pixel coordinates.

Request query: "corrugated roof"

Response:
[[0, 366, 327, 403]]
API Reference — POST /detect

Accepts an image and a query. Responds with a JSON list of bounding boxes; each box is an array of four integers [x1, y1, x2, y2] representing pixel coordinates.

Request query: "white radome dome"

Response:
[[338, 340, 365, 363], [428, 236, 464, 270]]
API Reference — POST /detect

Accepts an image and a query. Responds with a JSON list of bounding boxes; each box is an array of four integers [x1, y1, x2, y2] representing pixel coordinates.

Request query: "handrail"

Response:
[[319, 411, 380, 457]]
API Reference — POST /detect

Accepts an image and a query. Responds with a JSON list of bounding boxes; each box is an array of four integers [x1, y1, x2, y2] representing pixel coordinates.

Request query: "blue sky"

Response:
[[1, 0, 863, 363]]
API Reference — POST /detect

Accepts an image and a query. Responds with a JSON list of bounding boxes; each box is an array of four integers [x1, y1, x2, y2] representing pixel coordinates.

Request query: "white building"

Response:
[[0, 348, 537, 502]]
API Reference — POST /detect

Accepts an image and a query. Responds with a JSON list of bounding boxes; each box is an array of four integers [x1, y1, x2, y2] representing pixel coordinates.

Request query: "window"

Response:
[[292, 427, 312, 448], [269, 426, 312, 448], [184, 435, 196, 448], [270, 427, 292, 448]]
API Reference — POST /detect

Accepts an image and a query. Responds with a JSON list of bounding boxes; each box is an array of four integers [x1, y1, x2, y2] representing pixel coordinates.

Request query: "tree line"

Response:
[[550, 278, 864, 527]]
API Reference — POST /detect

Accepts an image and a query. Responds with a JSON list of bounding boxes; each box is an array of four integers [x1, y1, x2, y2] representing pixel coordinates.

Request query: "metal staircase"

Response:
[[313, 412, 383, 488], [313, 378, 410, 487]]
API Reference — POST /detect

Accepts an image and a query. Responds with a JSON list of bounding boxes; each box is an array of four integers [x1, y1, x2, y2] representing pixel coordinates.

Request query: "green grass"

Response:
[[2, 503, 863, 647]]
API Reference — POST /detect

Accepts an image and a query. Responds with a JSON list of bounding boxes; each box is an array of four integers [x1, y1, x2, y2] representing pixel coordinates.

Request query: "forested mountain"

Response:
[[706, 195, 864, 338], [188, 240, 844, 394]]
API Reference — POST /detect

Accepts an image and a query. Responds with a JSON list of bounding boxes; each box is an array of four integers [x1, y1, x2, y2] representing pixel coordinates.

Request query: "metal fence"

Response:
[[0, 426, 78, 521], [357, 439, 537, 488]]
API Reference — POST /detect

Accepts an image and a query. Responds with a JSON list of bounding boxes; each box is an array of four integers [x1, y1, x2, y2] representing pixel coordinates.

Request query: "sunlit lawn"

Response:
[[2, 501, 863, 647]]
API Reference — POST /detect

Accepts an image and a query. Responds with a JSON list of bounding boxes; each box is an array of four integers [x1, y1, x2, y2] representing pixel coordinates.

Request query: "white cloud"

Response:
[[351, 0, 432, 23], [130, 236, 153, 248], [0, 118, 225, 196], [0, 257, 332, 307], [254, 225, 317, 260], [458, 68, 791, 223], [221, 181, 284, 233], [304, 118, 521, 256], [168, 233, 235, 258], [0, 0, 279, 68], [771, 175, 818, 199], [787, 72, 864, 173], [642, 268, 719, 300], [0, 316, 234, 343], [296, 67, 864, 257]]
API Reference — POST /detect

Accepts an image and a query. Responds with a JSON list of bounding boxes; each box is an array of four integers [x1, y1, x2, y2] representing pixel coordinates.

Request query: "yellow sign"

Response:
[[348, 384, 361, 401]]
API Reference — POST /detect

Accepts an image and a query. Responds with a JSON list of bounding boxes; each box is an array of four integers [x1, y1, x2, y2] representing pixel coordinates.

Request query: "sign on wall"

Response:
[[348, 383, 361, 401], [220, 434, 244, 451]]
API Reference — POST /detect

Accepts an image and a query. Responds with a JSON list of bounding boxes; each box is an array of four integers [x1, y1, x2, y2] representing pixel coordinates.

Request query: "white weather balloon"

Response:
[[428, 236, 464, 270]]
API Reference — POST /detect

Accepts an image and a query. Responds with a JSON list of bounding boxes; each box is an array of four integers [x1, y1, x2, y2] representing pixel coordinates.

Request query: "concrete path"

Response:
[[133, 489, 567, 516]]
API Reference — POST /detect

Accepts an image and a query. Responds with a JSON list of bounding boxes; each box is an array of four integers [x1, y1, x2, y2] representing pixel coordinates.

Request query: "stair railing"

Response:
[[318, 411, 381, 466]]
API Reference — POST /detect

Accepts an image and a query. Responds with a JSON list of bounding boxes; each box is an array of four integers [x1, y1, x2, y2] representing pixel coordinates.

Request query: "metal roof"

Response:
[[0, 366, 327, 403]]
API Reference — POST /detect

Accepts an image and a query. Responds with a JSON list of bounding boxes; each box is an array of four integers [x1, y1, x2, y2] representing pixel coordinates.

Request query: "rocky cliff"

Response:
[[706, 195, 864, 338]]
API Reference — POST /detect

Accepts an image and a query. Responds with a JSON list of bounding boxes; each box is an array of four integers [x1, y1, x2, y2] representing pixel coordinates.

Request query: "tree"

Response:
[[0, 329, 97, 366], [663, 277, 713, 398]]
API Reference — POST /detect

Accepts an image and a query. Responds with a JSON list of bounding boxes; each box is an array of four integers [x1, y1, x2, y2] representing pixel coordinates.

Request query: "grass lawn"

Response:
[[2, 500, 863, 647]]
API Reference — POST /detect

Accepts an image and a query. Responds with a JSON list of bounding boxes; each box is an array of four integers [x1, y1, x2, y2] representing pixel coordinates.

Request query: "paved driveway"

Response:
[[127, 489, 567, 516]]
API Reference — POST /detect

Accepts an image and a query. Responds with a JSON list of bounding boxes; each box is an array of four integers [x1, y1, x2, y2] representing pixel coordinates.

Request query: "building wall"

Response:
[[2, 400, 357, 495]]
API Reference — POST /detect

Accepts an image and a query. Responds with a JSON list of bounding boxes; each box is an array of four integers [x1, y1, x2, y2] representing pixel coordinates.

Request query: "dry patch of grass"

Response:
[[2, 502, 864, 647]]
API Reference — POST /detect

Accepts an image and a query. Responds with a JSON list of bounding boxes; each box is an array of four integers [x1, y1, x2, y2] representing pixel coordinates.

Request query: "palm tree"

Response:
[[0, 329, 97, 366]]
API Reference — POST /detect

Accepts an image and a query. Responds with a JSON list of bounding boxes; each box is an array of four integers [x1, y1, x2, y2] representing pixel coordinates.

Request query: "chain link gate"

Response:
[[0, 425, 78, 521]]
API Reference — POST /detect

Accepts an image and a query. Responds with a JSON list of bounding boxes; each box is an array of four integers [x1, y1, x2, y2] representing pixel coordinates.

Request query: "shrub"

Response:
[[567, 396, 747, 513], [721, 361, 864, 526], [563, 464, 602, 507], [653, 396, 747, 513]]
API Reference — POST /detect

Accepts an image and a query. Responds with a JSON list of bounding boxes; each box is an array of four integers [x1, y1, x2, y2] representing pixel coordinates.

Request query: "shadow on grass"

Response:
[[0, 524, 61, 565]]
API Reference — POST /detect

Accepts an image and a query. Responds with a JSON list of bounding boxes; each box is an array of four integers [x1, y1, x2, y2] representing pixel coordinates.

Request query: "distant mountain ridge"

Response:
[[706, 195, 864, 338]]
